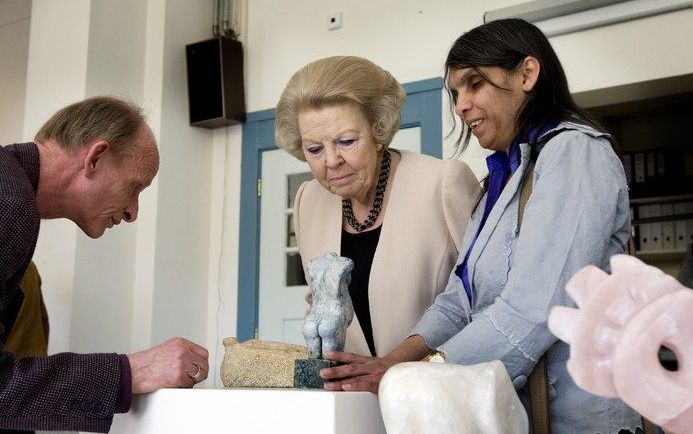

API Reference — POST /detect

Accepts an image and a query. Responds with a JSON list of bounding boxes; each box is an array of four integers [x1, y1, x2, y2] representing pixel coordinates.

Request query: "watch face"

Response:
[[429, 353, 445, 363]]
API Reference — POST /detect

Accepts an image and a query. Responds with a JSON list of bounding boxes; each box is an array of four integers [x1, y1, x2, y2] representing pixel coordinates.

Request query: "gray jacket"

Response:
[[412, 122, 642, 434]]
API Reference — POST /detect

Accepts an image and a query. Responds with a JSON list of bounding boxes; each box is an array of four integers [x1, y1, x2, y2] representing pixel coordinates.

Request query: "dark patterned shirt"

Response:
[[0, 143, 130, 433], [0, 143, 39, 341]]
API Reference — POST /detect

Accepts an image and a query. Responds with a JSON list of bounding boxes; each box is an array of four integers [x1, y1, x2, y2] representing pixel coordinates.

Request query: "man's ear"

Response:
[[520, 56, 540, 92], [84, 140, 110, 177]]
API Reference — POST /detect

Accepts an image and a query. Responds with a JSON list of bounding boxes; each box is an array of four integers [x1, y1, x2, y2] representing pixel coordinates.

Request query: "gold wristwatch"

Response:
[[426, 350, 446, 363]]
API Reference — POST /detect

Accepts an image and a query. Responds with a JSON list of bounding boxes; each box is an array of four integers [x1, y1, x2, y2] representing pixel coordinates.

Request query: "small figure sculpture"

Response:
[[294, 252, 354, 388], [303, 252, 355, 359], [378, 361, 528, 434], [548, 254, 693, 434]]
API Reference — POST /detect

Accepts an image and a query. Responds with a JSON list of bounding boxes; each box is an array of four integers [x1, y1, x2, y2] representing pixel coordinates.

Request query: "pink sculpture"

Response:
[[548, 254, 693, 434]]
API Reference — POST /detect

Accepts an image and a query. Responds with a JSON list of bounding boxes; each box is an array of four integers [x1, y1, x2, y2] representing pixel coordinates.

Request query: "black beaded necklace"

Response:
[[342, 150, 391, 232]]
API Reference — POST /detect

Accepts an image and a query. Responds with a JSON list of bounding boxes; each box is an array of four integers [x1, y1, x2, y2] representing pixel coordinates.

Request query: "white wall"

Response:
[[69, 0, 147, 354], [149, 0, 215, 347], [0, 0, 31, 144], [555, 9, 693, 94], [204, 125, 241, 386], [23, 0, 91, 356]]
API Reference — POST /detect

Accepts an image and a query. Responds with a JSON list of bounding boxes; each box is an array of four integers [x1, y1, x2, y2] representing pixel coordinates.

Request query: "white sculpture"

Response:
[[548, 254, 693, 434], [378, 361, 528, 434]]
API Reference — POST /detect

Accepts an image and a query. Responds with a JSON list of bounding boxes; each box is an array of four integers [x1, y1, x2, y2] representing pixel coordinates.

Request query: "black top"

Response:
[[340, 226, 382, 357]]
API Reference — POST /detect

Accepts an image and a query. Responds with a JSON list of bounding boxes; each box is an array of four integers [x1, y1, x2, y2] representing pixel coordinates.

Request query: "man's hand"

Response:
[[127, 337, 209, 394], [320, 351, 396, 394]]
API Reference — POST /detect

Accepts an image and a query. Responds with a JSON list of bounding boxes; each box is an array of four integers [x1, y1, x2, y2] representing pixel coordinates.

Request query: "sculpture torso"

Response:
[[303, 252, 355, 359]]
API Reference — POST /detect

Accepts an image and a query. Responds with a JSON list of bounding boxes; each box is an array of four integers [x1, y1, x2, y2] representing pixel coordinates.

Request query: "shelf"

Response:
[[635, 250, 687, 262], [630, 194, 693, 205], [631, 212, 693, 225]]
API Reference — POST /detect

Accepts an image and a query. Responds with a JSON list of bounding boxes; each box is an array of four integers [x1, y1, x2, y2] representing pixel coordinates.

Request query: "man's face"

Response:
[[77, 125, 159, 238]]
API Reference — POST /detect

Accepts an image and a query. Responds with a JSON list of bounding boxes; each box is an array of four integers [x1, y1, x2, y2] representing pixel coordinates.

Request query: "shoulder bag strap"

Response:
[[522, 139, 653, 434], [517, 161, 551, 434]]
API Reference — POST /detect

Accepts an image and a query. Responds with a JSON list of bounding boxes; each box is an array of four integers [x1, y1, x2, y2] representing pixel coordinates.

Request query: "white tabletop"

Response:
[[104, 388, 386, 434]]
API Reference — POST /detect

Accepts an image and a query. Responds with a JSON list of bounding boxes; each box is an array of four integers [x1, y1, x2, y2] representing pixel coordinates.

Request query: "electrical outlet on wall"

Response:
[[327, 12, 342, 30]]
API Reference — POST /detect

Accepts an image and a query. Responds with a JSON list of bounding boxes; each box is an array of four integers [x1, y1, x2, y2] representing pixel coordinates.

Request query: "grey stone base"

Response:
[[293, 358, 339, 389]]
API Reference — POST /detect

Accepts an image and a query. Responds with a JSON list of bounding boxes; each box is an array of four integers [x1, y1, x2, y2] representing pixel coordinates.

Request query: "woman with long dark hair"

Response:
[[320, 19, 642, 433]]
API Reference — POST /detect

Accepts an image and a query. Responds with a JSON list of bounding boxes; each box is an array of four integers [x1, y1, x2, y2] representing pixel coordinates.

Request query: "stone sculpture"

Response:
[[303, 252, 355, 358], [294, 252, 354, 388], [378, 361, 528, 434], [548, 254, 693, 434], [220, 338, 308, 388]]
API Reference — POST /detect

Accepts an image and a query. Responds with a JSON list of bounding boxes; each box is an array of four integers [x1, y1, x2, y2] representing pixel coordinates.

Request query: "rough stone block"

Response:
[[221, 338, 308, 388]]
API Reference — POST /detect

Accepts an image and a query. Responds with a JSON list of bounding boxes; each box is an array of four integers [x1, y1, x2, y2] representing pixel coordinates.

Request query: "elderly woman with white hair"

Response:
[[275, 56, 479, 357]]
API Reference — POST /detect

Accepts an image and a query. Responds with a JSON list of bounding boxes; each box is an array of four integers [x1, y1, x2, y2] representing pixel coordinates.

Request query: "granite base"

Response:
[[294, 358, 339, 389]]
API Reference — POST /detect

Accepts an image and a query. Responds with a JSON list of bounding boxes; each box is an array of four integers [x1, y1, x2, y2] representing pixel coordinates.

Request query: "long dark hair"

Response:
[[446, 18, 610, 154]]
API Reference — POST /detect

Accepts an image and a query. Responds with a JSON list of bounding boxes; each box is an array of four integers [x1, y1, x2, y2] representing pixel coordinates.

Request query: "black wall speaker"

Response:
[[185, 36, 246, 128]]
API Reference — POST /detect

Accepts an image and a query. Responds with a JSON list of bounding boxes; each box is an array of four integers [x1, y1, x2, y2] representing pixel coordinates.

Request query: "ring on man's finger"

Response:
[[191, 363, 202, 381]]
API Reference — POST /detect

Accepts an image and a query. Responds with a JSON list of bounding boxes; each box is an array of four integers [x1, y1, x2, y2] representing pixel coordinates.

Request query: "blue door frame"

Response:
[[236, 77, 445, 340]]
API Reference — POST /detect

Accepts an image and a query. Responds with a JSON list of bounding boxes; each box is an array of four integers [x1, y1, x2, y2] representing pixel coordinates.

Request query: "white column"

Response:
[[69, 0, 148, 354], [23, 0, 92, 355]]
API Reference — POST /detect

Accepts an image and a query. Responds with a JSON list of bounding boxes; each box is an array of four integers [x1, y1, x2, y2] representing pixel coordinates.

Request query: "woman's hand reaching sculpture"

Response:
[[320, 351, 395, 393], [320, 335, 432, 393]]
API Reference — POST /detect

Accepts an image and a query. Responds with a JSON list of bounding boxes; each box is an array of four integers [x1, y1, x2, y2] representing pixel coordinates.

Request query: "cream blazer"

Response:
[[293, 149, 479, 356]]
